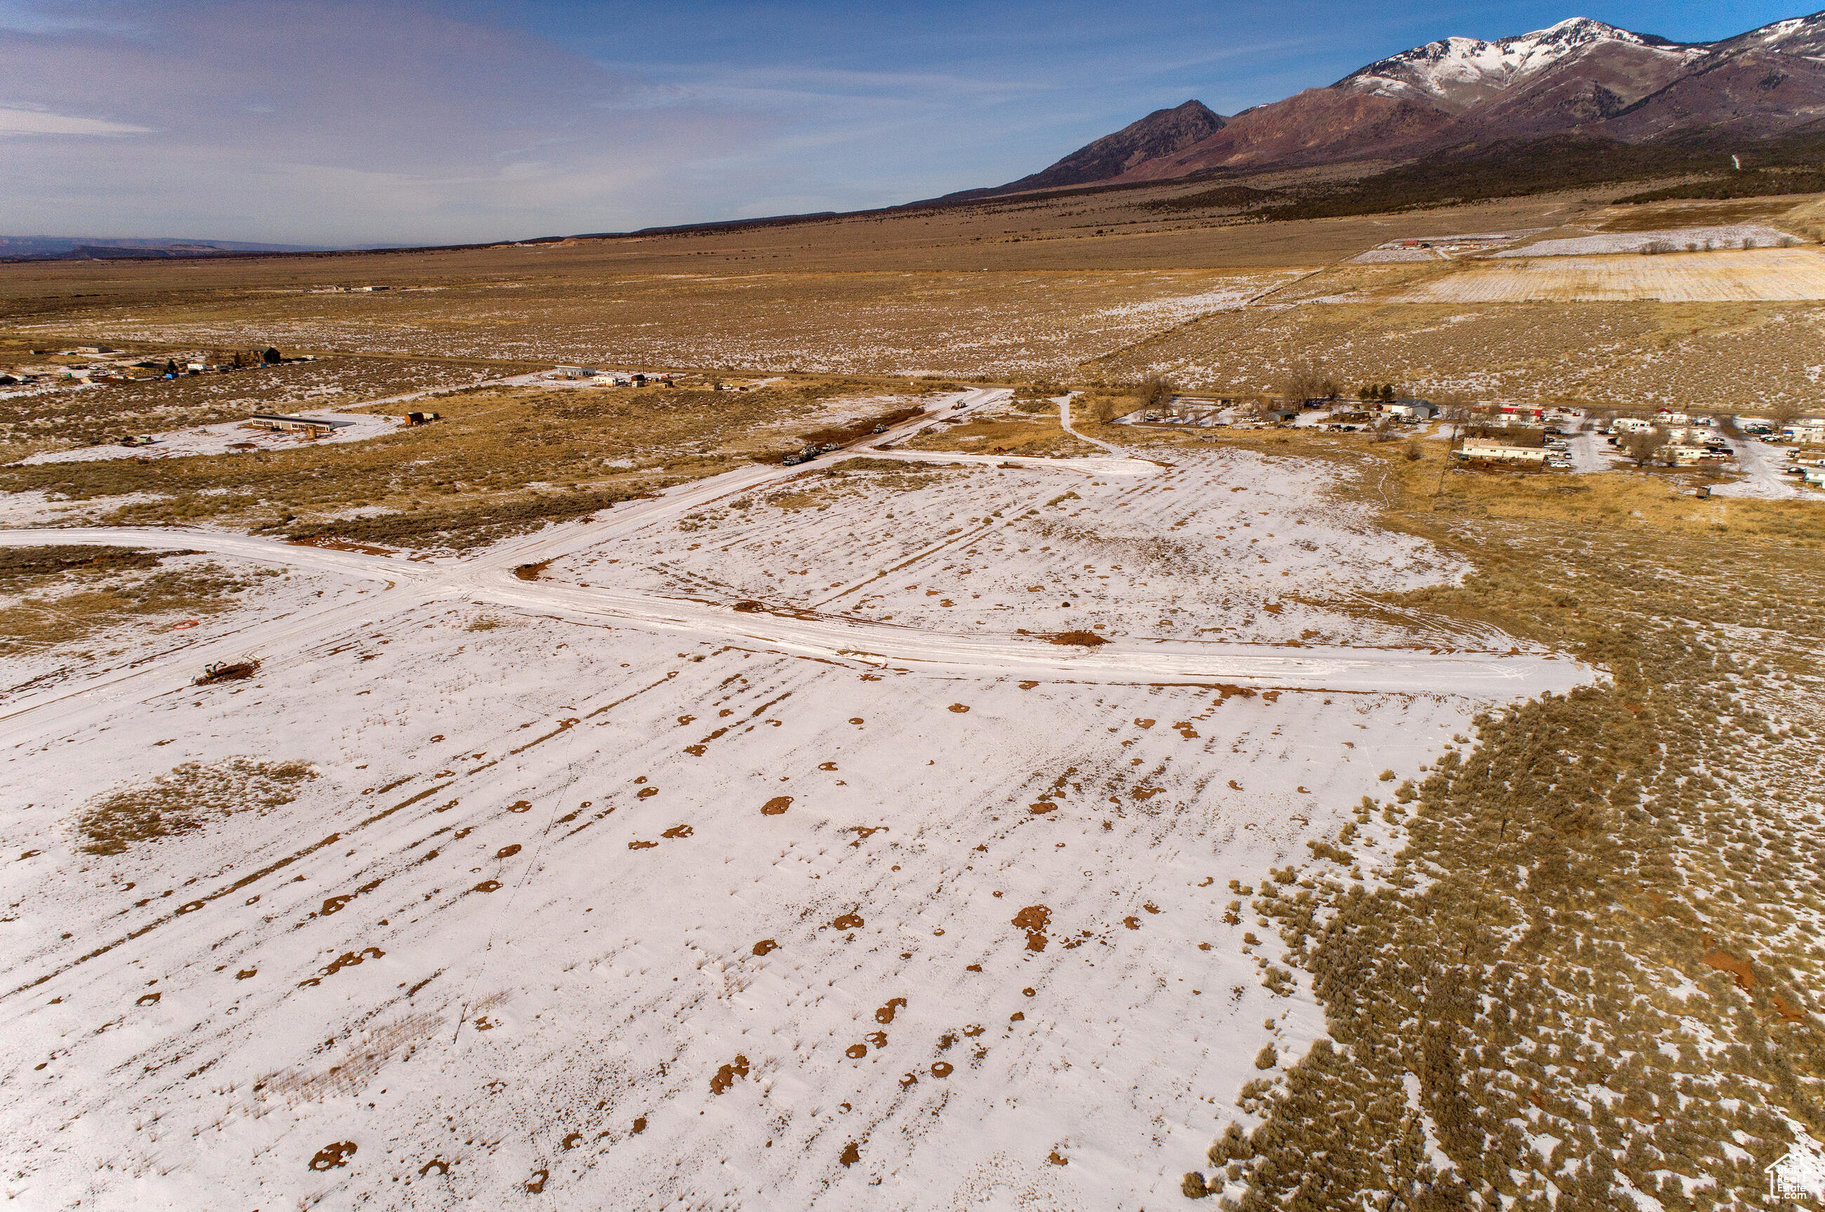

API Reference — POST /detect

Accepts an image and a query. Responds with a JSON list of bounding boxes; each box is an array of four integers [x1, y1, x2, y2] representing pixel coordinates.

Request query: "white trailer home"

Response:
[[1457, 440, 1549, 466]]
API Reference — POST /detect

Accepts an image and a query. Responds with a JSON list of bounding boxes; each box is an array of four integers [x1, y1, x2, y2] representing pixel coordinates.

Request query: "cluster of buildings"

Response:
[[551, 366, 694, 388], [1128, 394, 1446, 430], [1600, 410, 1735, 466], [0, 345, 307, 390]]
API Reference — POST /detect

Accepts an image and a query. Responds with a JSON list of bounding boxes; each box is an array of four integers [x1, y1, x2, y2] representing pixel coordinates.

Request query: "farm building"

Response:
[[1783, 420, 1825, 445]]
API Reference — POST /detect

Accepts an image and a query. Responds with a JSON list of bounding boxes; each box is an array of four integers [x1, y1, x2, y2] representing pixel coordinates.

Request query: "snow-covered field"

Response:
[[1492, 224, 1803, 258], [15, 412, 401, 466], [0, 423, 1589, 1208], [1389, 247, 1825, 304], [552, 447, 1487, 650]]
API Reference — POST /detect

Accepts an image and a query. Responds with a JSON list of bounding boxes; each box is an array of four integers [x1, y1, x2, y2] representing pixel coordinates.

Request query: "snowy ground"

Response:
[[550, 447, 1494, 650], [0, 405, 1593, 1209], [1389, 247, 1825, 304], [1493, 225, 1804, 258], [1710, 436, 1824, 500], [16, 412, 402, 466]]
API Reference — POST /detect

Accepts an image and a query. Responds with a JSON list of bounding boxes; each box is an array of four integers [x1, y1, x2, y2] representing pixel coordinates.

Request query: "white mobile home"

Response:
[[1457, 440, 1549, 465]]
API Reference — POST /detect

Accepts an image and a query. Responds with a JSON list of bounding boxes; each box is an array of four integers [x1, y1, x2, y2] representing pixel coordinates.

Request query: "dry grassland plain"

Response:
[[1390, 246, 1825, 304], [0, 177, 1821, 1210]]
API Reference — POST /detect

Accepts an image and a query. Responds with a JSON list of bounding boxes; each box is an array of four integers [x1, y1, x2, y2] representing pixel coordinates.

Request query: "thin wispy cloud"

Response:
[[0, 102, 149, 136], [0, 0, 1804, 245]]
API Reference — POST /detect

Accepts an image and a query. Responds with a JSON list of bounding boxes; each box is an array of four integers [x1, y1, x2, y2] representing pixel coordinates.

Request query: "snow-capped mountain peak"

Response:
[[1337, 17, 1700, 112], [1719, 10, 1825, 57]]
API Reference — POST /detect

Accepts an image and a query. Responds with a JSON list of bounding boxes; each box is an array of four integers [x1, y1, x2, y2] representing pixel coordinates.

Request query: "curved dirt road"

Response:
[[0, 385, 1593, 730], [0, 515, 1589, 717]]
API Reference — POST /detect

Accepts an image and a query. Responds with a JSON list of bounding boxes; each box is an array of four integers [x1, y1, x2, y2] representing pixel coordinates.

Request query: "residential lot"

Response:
[[1, 185, 1821, 1209]]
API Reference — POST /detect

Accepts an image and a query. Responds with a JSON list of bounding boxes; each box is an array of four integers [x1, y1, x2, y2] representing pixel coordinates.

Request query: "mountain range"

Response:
[[994, 11, 1825, 194], [0, 236, 324, 263]]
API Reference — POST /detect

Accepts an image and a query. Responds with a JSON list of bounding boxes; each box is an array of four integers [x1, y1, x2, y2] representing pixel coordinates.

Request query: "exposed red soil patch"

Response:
[[948, 703, 970, 713], [761, 795, 792, 815], [299, 946, 383, 988], [833, 913, 865, 930], [1012, 905, 1051, 951], [1048, 630, 1108, 647], [309, 1141, 358, 1171], [513, 560, 552, 581], [839, 1141, 862, 1167], [875, 997, 907, 1024], [290, 535, 392, 556], [709, 1054, 750, 1095], [752, 939, 778, 956], [1703, 948, 1755, 990]]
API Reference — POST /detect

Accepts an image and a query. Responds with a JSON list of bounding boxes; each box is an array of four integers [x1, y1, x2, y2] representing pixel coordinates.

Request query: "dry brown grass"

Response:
[[77, 758, 316, 855], [1098, 294, 1825, 413], [1180, 423, 1825, 1209], [0, 354, 511, 453], [0, 379, 890, 549], [901, 414, 1102, 458], [0, 547, 275, 656]]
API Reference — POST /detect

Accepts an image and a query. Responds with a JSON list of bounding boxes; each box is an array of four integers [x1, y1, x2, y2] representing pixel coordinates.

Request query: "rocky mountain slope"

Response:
[[995, 11, 1825, 192], [994, 100, 1225, 193]]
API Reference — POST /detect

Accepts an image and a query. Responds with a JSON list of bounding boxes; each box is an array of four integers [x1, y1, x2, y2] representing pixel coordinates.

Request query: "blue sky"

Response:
[[0, 0, 1808, 246]]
